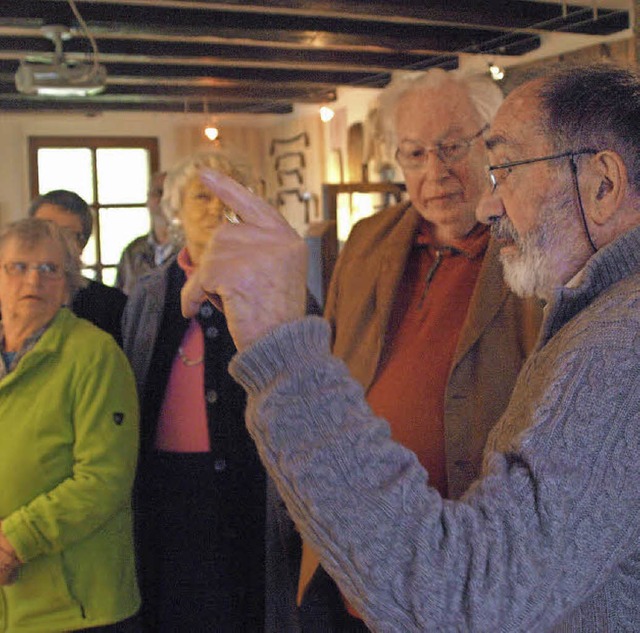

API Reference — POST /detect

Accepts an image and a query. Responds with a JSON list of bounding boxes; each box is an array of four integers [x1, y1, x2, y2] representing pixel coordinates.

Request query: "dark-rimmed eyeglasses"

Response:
[[487, 148, 600, 253], [2, 261, 64, 279], [487, 149, 598, 193], [395, 125, 488, 170]]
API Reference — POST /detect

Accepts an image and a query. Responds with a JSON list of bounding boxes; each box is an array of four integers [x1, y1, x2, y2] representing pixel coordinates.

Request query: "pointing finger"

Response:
[[199, 168, 288, 229]]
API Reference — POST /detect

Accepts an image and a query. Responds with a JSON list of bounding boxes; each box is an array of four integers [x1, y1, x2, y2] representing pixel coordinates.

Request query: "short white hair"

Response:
[[378, 68, 504, 146], [162, 150, 254, 221]]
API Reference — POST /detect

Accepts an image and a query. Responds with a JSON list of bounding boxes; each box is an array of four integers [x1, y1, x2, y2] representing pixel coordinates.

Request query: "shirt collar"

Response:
[[414, 219, 490, 260], [0, 319, 51, 375], [176, 246, 196, 278]]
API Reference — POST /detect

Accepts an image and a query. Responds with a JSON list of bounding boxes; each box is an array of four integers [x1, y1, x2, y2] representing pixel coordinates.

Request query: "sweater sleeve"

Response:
[[2, 343, 139, 563], [229, 316, 640, 632]]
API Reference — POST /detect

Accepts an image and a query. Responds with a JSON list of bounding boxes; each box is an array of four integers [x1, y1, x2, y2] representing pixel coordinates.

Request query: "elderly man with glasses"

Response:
[[182, 62, 640, 632], [287, 69, 542, 630]]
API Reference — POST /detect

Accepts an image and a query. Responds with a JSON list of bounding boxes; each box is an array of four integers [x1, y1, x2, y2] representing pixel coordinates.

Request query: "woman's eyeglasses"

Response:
[[2, 261, 64, 279]]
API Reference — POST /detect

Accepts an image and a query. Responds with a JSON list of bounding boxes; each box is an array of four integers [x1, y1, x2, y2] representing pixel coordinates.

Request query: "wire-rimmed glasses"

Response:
[[395, 125, 488, 170], [486, 148, 599, 252], [2, 261, 64, 279], [487, 149, 598, 194]]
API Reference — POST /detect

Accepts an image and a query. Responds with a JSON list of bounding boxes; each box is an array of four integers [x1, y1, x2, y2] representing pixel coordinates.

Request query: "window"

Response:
[[29, 136, 159, 285]]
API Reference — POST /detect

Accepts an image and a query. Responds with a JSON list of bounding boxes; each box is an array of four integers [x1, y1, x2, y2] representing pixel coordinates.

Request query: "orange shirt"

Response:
[[342, 220, 489, 619], [366, 220, 490, 496]]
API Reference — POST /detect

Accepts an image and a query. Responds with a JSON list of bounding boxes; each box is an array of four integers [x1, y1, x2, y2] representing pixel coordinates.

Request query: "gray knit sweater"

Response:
[[230, 226, 640, 632]]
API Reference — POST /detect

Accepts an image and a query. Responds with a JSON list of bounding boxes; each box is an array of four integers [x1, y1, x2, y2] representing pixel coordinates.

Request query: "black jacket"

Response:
[[72, 278, 127, 347]]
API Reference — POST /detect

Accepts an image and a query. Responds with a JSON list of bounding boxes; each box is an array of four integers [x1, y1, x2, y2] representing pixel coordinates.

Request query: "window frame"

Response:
[[29, 135, 160, 282]]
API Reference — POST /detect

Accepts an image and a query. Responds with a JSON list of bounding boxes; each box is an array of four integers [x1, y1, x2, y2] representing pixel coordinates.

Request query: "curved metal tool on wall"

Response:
[[277, 168, 304, 186], [274, 151, 306, 171], [269, 131, 309, 156], [276, 188, 314, 224]]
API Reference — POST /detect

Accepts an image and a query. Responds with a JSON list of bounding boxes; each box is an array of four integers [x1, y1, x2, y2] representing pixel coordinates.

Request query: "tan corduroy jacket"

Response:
[[298, 200, 543, 607]]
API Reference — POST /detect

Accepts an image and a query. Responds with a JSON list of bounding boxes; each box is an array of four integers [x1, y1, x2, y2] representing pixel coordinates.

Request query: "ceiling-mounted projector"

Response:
[[15, 24, 107, 97], [16, 60, 107, 96]]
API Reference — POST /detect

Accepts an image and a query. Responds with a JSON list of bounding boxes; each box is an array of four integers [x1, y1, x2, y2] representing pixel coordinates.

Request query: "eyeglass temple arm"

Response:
[[569, 155, 598, 253]]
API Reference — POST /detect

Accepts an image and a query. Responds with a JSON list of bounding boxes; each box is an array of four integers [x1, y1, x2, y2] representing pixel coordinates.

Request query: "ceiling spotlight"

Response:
[[319, 105, 335, 123], [204, 125, 219, 141], [488, 63, 505, 81]]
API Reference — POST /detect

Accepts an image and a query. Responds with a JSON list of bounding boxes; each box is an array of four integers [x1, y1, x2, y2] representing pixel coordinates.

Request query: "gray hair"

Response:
[[536, 63, 640, 194], [378, 68, 504, 146], [162, 150, 253, 221], [0, 217, 85, 298]]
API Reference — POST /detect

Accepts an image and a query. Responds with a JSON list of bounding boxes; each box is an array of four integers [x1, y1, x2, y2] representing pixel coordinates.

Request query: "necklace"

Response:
[[177, 346, 204, 366]]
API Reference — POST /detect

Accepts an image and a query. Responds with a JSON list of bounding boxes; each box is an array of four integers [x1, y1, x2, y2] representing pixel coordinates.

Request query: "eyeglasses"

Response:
[[395, 125, 488, 170], [2, 261, 64, 279], [487, 149, 598, 193]]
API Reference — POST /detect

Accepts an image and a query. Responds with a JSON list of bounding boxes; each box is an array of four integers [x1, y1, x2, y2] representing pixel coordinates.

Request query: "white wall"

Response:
[[0, 86, 384, 228], [0, 110, 274, 224]]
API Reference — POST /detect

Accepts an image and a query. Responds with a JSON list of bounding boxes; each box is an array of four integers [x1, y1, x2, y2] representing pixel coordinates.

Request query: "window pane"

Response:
[[96, 148, 150, 204], [37, 149, 93, 202], [101, 266, 118, 287], [98, 206, 151, 265]]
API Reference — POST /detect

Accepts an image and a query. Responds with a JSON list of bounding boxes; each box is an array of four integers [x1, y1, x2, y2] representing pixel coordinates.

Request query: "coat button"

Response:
[[205, 325, 219, 339], [200, 303, 214, 318], [206, 389, 218, 404], [214, 458, 226, 472]]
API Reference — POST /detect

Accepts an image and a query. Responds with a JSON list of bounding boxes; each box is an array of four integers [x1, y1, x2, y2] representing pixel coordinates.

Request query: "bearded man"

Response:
[[183, 63, 640, 632]]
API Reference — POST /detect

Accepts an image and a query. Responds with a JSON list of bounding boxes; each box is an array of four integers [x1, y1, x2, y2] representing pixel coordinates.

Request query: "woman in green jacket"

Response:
[[0, 218, 140, 632]]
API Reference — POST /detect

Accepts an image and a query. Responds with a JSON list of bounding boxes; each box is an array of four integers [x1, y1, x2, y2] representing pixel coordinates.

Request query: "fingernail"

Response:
[[200, 169, 220, 185]]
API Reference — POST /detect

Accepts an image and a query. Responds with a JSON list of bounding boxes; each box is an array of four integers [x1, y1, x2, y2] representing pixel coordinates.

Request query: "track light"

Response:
[[319, 106, 335, 122]]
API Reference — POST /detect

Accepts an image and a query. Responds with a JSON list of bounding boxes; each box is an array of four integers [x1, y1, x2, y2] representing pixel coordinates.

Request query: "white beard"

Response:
[[500, 237, 554, 299], [492, 198, 572, 301]]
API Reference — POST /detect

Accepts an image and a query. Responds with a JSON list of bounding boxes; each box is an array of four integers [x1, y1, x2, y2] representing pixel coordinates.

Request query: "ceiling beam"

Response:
[[0, 58, 397, 88], [21, 0, 629, 34], [0, 22, 539, 58], [0, 92, 294, 113], [0, 38, 460, 74], [0, 72, 338, 101]]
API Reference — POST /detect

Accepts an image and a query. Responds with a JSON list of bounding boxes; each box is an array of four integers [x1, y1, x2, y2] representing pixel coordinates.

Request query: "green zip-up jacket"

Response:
[[0, 308, 140, 632]]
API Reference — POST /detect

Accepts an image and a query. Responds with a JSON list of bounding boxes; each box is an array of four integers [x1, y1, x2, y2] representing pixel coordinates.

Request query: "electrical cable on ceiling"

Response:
[[66, 0, 102, 81]]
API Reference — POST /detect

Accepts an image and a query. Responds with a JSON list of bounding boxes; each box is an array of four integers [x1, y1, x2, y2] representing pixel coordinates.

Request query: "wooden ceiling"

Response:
[[0, 0, 631, 116]]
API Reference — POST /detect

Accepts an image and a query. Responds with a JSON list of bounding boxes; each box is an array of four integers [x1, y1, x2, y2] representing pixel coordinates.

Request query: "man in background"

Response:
[[116, 171, 178, 296], [296, 68, 542, 630], [29, 189, 127, 346]]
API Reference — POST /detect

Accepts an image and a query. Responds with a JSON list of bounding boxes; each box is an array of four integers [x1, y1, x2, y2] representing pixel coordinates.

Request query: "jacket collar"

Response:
[[0, 308, 74, 384], [414, 218, 490, 261], [372, 203, 422, 335], [452, 236, 509, 368]]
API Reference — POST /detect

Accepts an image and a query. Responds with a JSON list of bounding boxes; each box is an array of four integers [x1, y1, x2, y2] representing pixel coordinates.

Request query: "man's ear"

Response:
[[584, 150, 627, 225]]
